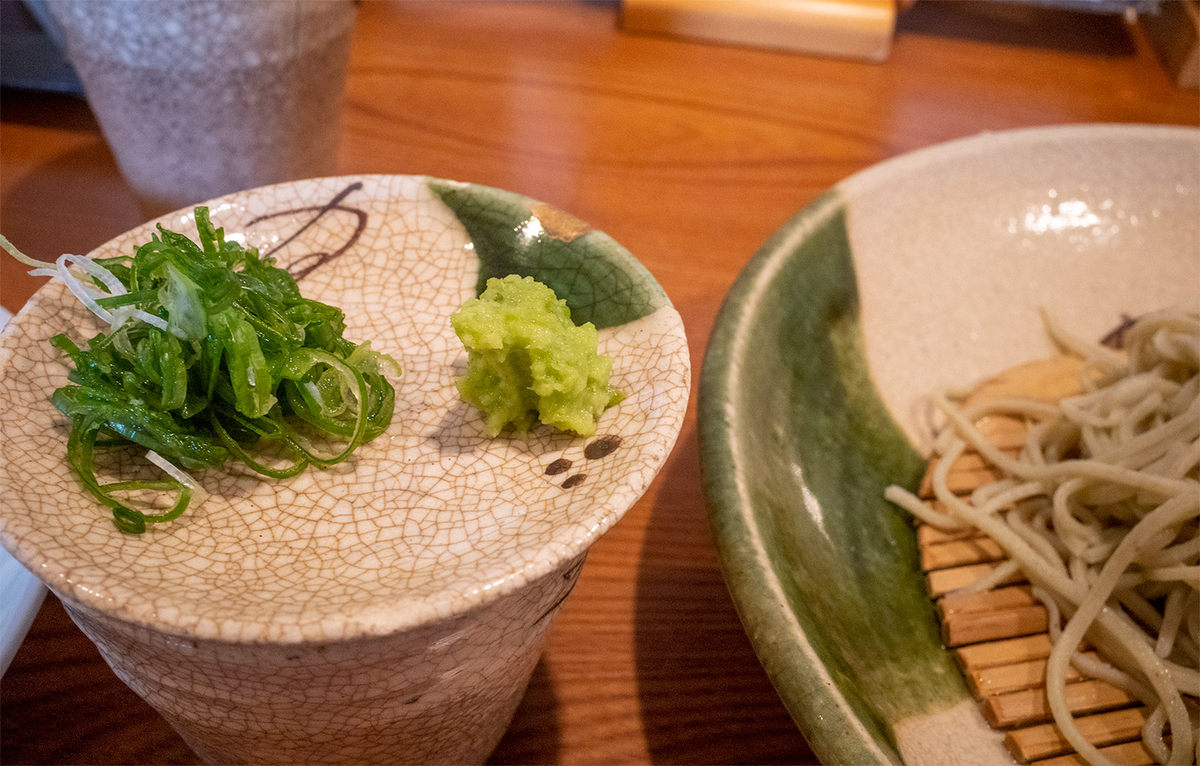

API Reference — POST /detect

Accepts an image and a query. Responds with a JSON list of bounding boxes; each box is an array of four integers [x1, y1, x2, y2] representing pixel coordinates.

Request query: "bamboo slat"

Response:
[[943, 604, 1048, 647], [967, 653, 1096, 699], [913, 355, 1157, 765], [918, 453, 1006, 497], [921, 537, 1007, 571], [917, 522, 984, 546], [981, 679, 1138, 729], [1031, 738, 1157, 766], [975, 415, 1031, 450], [940, 585, 1038, 615], [1009, 707, 1150, 762], [955, 633, 1057, 672], [926, 562, 1025, 597]]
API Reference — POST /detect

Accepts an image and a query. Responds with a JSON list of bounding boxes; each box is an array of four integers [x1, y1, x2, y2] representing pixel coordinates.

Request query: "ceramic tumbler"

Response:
[[58, 552, 583, 764], [47, 0, 355, 215]]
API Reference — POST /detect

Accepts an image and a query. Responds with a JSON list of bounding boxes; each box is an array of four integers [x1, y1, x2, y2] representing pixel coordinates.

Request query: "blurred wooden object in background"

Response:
[[1141, 0, 1200, 88], [621, 0, 898, 61]]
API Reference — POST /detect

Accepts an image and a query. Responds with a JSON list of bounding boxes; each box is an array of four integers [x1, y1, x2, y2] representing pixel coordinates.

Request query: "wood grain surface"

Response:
[[1, 2, 1196, 764]]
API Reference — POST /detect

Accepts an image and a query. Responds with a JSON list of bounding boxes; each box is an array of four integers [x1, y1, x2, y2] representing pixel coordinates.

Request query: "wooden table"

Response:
[[1, 2, 1196, 764]]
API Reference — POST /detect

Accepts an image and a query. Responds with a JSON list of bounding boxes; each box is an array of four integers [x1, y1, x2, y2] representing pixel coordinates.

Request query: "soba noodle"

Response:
[[886, 307, 1200, 766]]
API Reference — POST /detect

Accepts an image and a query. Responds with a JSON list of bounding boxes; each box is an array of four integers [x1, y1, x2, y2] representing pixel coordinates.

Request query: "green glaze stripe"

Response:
[[428, 180, 668, 330], [699, 191, 968, 766]]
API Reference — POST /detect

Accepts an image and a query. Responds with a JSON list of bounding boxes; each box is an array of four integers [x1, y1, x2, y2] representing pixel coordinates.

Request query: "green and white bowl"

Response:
[[699, 124, 1199, 765]]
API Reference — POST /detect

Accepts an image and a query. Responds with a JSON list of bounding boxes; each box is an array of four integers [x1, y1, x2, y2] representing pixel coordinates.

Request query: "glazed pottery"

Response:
[[0, 176, 690, 763], [699, 124, 1199, 765], [47, 0, 355, 214]]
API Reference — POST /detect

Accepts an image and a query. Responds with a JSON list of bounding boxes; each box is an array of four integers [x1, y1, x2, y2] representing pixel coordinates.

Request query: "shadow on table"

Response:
[[487, 660, 560, 765], [633, 429, 817, 765], [896, 0, 1136, 56], [0, 86, 95, 129], [0, 595, 200, 766]]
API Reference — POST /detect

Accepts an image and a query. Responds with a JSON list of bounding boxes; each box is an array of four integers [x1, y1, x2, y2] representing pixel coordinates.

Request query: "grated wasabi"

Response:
[[450, 275, 623, 437]]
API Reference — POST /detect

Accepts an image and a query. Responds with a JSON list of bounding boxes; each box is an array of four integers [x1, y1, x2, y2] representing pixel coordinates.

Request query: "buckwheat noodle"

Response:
[[887, 307, 1200, 766]]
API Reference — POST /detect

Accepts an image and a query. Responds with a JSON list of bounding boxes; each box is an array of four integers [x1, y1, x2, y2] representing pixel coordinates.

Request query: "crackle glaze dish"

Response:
[[0, 175, 689, 764], [0, 299, 46, 679], [699, 124, 1199, 765]]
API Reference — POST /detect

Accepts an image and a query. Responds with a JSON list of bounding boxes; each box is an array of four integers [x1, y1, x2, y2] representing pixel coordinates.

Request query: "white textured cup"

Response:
[[63, 554, 584, 765], [47, 0, 355, 214]]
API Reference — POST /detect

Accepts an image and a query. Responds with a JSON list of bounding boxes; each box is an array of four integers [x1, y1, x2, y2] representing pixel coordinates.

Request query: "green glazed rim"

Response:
[[698, 124, 1200, 765]]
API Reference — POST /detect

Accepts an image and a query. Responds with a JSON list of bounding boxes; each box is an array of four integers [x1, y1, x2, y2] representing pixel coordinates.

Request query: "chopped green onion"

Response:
[[5, 208, 401, 533]]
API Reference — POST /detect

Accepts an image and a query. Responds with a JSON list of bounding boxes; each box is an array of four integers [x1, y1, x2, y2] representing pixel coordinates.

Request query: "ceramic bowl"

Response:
[[699, 124, 1198, 765], [0, 175, 689, 763]]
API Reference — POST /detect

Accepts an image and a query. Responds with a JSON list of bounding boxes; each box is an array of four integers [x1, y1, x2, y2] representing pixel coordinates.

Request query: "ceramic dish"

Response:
[[0, 175, 690, 643], [0, 305, 47, 679], [699, 124, 1198, 765], [0, 176, 690, 762]]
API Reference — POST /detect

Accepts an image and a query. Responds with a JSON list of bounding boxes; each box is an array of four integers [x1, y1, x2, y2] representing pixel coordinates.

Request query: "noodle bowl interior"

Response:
[[887, 307, 1200, 766]]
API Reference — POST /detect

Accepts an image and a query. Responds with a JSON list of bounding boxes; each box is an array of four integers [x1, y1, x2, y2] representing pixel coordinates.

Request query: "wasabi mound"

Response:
[[451, 275, 623, 437]]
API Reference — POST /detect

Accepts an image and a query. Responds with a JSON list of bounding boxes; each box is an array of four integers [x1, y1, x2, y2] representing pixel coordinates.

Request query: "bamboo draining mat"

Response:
[[914, 356, 1159, 766]]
